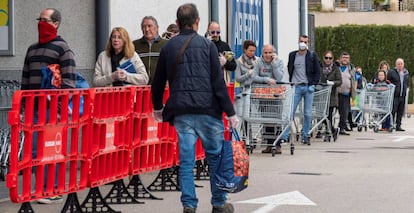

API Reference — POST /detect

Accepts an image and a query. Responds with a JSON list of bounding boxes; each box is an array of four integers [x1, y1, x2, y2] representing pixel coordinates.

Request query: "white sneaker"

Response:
[[37, 195, 63, 204]]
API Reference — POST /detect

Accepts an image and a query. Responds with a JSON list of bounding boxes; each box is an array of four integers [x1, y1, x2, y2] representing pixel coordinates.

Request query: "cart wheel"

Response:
[[388, 128, 393, 133], [271, 148, 276, 157], [364, 126, 368, 131], [357, 126, 362, 132], [373, 127, 379, 133], [0, 167, 5, 181], [407, 114, 411, 118], [290, 146, 294, 155]]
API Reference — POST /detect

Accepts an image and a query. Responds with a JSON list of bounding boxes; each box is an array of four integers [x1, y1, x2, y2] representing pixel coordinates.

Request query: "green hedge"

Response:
[[315, 24, 414, 103]]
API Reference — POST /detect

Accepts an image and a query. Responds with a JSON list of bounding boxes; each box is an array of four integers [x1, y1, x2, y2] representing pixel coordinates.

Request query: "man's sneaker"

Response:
[[37, 195, 63, 204], [183, 206, 196, 213], [212, 202, 234, 213], [275, 146, 282, 154]]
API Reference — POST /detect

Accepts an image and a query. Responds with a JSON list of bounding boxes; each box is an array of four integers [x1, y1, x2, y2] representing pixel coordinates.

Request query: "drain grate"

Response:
[[325, 150, 350, 153], [288, 172, 322, 176]]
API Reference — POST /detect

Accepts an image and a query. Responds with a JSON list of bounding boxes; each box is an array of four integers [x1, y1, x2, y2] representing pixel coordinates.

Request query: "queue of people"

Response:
[[22, 4, 409, 213]]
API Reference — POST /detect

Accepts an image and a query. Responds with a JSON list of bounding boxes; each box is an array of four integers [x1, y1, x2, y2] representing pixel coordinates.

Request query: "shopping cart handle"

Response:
[[276, 81, 294, 85]]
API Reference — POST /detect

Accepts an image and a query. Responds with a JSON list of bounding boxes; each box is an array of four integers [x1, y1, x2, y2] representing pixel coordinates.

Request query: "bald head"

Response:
[[207, 21, 221, 41], [395, 58, 405, 72]]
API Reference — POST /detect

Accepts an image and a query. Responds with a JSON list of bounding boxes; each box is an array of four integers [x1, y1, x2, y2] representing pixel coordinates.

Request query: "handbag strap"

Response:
[[230, 128, 241, 141], [170, 33, 196, 86]]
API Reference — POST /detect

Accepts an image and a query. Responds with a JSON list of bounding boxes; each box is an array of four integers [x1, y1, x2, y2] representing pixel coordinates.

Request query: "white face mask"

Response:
[[299, 42, 308, 51]]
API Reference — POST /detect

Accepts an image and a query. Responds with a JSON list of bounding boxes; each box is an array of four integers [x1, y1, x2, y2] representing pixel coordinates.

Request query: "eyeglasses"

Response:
[[209, 31, 220, 35], [36, 17, 54, 23], [324, 57, 333, 60]]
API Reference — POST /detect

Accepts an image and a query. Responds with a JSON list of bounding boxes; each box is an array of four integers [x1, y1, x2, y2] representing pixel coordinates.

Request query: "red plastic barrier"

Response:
[[6, 89, 91, 203], [131, 86, 176, 174], [88, 86, 135, 187]]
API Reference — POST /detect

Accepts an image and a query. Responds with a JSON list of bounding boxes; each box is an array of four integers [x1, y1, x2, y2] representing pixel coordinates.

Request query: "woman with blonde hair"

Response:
[[94, 27, 148, 87]]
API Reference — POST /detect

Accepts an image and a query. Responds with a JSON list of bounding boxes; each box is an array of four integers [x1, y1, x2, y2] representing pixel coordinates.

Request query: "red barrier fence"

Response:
[[6, 84, 234, 203], [7, 89, 91, 202]]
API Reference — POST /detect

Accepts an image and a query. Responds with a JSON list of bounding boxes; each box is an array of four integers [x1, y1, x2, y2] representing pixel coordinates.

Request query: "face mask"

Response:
[[298, 42, 307, 51], [38, 21, 57, 44]]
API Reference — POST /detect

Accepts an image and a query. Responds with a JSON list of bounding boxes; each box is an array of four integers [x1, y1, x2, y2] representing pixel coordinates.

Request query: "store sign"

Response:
[[231, 0, 263, 58]]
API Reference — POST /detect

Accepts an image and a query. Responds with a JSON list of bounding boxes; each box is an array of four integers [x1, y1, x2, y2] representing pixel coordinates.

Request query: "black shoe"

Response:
[[315, 132, 322, 139], [396, 127, 405, 131], [261, 147, 272, 153], [212, 203, 234, 213], [344, 127, 352, 131], [339, 130, 350, 135], [350, 123, 358, 128], [183, 207, 196, 213], [302, 137, 311, 145]]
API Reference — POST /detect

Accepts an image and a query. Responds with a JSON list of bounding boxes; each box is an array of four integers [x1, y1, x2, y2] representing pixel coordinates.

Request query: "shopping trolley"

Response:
[[0, 80, 22, 181], [240, 83, 295, 156], [351, 89, 367, 132], [362, 84, 395, 133], [404, 88, 411, 118], [292, 84, 333, 142], [309, 84, 333, 141]]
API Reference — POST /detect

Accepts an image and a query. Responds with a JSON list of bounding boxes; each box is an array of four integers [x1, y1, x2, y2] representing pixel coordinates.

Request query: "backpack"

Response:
[[41, 64, 89, 115]]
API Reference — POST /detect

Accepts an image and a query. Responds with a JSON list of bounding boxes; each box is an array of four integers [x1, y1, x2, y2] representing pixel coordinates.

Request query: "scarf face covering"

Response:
[[323, 64, 333, 75], [38, 21, 57, 44], [242, 54, 255, 69]]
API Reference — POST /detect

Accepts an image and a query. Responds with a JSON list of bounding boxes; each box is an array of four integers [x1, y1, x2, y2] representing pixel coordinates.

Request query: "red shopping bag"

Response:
[[215, 128, 249, 193]]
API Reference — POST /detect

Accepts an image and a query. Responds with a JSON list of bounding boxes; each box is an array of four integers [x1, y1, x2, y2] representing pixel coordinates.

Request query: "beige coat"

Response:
[[93, 51, 149, 87]]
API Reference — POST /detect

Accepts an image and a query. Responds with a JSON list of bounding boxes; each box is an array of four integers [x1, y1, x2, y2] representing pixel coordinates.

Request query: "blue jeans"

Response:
[[174, 114, 227, 208], [283, 85, 314, 140]]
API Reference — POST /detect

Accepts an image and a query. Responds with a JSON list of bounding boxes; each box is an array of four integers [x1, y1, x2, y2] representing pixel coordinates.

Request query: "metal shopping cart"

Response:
[[404, 88, 411, 118], [0, 80, 22, 181], [240, 83, 295, 156], [351, 89, 367, 132], [362, 84, 395, 133], [309, 84, 333, 141], [292, 84, 333, 142]]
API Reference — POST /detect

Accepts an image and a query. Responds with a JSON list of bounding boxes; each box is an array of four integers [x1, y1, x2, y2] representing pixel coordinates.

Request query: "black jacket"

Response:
[[287, 50, 321, 85], [151, 29, 236, 123], [387, 68, 409, 97], [212, 38, 237, 71]]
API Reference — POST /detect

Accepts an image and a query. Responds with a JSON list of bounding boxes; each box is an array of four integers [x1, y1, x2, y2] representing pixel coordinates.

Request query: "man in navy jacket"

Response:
[[282, 35, 321, 145], [151, 3, 238, 213]]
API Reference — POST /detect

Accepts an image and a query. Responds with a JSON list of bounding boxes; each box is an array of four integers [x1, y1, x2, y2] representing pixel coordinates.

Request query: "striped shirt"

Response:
[[21, 36, 76, 90]]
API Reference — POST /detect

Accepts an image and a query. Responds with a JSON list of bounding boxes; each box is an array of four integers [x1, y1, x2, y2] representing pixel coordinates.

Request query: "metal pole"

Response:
[[271, 0, 278, 52], [211, 0, 219, 22], [299, 0, 308, 36], [95, 0, 110, 59]]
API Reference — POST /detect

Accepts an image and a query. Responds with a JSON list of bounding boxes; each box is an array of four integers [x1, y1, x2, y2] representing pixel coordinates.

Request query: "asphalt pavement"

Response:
[[1, 108, 414, 213]]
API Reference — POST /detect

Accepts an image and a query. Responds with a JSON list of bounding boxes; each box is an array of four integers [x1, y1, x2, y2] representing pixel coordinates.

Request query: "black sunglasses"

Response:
[[324, 57, 333, 60]]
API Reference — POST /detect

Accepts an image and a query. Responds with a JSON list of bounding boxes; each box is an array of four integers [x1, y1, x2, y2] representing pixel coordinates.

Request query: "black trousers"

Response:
[[392, 96, 405, 127], [338, 94, 351, 130]]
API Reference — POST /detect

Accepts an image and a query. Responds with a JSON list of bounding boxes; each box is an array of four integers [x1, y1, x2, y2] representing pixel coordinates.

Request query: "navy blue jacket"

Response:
[[387, 68, 409, 97], [151, 29, 235, 123], [287, 50, 321, 85]]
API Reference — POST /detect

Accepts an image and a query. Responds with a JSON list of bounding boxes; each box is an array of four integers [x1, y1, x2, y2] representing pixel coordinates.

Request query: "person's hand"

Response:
[[267, 78, 276, 85], [272, 53, 278, 62], [219, 53, 227, 66], [248, 69, 254, 76], [153, 108, 163, 122], [228, 115, 239, 129], [326, 80, 334, 85], [117, 69, 127, 81]]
